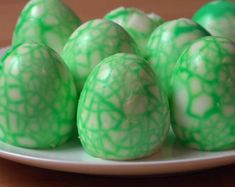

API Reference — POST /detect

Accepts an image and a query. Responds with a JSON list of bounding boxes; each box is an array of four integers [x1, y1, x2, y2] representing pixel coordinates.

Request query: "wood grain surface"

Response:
[[0, 0, 235, 187]]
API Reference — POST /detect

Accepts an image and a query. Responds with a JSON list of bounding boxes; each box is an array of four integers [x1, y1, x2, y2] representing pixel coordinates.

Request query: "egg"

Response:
[[193, 0, 235, 43], [170, 36, 235, 151], [62, 19, 138, 93], [0, 42, 78, 149], [77, 53, 170, 160], [13, 0, 81, 54], [105, 7, 164, 56], [146, 18, 209, 94], [147, 12, 165, 26]]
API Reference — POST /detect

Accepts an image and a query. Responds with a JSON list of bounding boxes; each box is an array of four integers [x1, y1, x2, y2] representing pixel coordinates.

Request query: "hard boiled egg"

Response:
[[146, 18, 209, 94], [62, 19, 138, 93], [105, 7, 164, 56], [77, 53, 170, 160], [0, 42, 78, 149], [171, 36, 235, 151], [13, 0, 81, 54], [193, 0, 235, 43]]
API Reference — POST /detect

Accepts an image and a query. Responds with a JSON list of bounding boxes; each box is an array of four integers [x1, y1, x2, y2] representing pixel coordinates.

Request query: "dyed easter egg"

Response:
[[0, 42, 78, 149], [77, 53, 170, 160], [170, 36, 235, 151], [105, 7, 164, 56], [13, 0, 81, 54], [193, 0, 235, 42], [62, 19, 138, 93], [146, 18, 209, 94]]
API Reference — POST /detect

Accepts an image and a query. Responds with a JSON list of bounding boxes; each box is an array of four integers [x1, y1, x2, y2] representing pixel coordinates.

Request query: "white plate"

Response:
[[0, 46, 235, 176]]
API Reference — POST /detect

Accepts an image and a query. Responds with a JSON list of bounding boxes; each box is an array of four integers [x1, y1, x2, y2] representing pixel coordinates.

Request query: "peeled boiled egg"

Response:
[[170, 36, 235, 151], [13, 0, 81, 54], [62, 19, 138, 93], [193, 0, 235, 43], [146, 18, 209, 94], [77, 53, 170, 160], [105, 7, 164, 56], [0, 42, 78, 149]]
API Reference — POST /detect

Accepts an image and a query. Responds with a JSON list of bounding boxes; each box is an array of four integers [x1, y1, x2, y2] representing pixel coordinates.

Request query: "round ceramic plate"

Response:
[[0, 46, 235, 176]]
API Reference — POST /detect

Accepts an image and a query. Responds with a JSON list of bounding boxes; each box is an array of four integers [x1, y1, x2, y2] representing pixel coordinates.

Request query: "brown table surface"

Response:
[[0, 0, 235, 186]]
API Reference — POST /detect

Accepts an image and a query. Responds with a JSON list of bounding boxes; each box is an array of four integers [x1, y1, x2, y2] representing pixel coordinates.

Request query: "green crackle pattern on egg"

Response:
[[146, 18, 209, 94], [170, 36, 235, 151], [77, 53, 170, 160], [105, 7, 164, 56], [62, 19, 138, 93], [193, 0, 235, 42], [13, 0, 81, 54], [0, 42, 78, 149]]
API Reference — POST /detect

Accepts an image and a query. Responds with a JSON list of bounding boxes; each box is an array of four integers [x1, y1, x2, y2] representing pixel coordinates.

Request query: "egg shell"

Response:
[[105, 7, 163, 56], [77, 53, 170, 160], [62, 19, 138, 93], [13, 0, 81, 54], [170, 36, 235, 151], [146, 18, 209, 94], [0, 42, 78, 149], [193, 0, 235, 43]]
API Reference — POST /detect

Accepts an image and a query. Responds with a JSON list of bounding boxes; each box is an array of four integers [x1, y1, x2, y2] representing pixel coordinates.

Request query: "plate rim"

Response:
[[0, 145, 235, 175]]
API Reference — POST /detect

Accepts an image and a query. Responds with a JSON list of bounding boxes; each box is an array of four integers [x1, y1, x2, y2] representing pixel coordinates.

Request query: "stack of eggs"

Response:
[[0, 0, 234, 160]]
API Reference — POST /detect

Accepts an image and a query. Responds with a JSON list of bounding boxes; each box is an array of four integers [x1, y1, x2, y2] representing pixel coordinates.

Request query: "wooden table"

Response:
[[0, 0, 235, 186]]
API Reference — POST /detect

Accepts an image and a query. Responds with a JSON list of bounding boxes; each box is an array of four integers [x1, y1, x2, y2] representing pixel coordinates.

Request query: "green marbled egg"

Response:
[[0, 42, 78, 149], [77, 53, 170, 160], [146, 18, 209, 94], [193, 0, 235, 43], [170, 36, 235, 151], [13, 0, 81, 54], [105, 7, 164, 56], [62, 19, 138, 93], [147, 12, 165, 26]]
